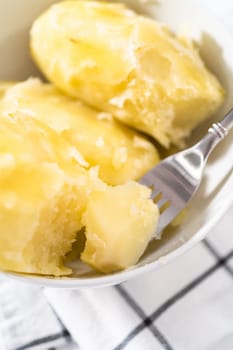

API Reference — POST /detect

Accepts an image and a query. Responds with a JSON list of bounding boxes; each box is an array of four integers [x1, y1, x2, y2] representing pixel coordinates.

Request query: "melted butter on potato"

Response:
[[1, 78, 160, 185], [31, 0, 224, 147]]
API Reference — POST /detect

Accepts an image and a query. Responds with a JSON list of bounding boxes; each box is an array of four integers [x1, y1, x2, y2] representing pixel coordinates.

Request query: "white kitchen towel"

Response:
[[0, 278, 75, 350]]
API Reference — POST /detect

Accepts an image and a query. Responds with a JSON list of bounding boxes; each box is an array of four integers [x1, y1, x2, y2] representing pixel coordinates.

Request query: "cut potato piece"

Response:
[[31, 1, 224, 147], [0, 110, 158, 276], [81, 182, 159, 273], [0, 79, 160, 185], [0, 112, 99, 276]]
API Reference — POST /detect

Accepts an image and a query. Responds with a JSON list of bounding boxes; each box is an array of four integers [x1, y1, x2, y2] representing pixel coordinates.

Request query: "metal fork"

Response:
[[140, 109, 233, 236]]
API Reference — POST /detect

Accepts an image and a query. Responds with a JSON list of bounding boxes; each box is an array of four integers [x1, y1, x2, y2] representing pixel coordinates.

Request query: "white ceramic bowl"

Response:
[[1, 0, 233, 288]]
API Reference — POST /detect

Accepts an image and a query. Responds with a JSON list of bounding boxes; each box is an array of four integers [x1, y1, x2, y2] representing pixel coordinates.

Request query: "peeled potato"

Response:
[[1, 78, 159, 185], [31, 0, 224, 147], [0, 112, 98, 276], [0, 110, 159, 275], [81, 182, 159, 273]]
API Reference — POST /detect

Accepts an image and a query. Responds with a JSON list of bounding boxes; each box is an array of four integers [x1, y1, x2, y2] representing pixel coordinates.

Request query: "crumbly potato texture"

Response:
[[82, 182, 159, 273], [31, 0, 224, 147], [0, 111, 158, 275], [0, 78, 160, 185], [0, 113, 94, 276]]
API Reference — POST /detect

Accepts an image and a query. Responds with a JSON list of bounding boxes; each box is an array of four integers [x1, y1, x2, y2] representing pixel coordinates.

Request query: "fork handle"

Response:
[[209, 108, 233, 138], [194, 108, 233, 161]]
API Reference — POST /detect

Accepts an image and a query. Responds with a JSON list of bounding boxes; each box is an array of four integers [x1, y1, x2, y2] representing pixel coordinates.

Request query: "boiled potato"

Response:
[[31, 1, 224, 147], [1, 78, 159, 185], [0, 112, 99, 276], [0, 110, 159, 275], [81, 182, 159, 273]]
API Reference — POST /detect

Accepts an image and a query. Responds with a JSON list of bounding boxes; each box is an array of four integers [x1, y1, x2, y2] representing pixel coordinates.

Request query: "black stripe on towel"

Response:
[[114, 247, 233, 350], [116, 285, 174, 350], [15, 329, 70, 350], [202, 238, 233, 277]]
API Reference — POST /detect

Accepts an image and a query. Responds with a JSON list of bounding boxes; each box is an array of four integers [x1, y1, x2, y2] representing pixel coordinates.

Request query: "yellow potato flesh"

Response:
[[0, 113, 99, 276], [31, 0, 224, 147], [0, 109, 159, 276], [81, 182, 159, 273], [0, 82, 16, 98], [1, 79, 159, 185]]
